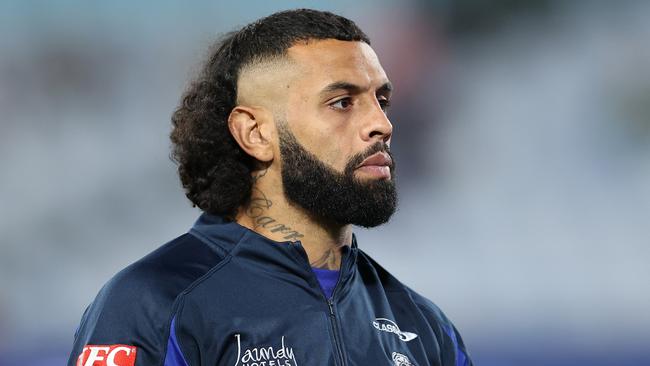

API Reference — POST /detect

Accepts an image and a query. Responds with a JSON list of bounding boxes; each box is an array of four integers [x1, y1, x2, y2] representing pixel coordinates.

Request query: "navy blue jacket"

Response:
[[69, 214, 472, 366]]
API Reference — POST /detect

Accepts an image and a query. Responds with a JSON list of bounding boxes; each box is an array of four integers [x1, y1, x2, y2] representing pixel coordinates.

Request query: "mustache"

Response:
[[345, 142, 394, 174]]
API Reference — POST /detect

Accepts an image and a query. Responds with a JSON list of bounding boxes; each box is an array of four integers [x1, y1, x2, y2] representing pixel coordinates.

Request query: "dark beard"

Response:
[[278, 123, 397, 228]]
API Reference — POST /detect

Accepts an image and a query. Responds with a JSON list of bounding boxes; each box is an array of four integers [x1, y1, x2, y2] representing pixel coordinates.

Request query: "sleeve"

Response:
[[439, 319, 473, 366], [416, 297, 474, 366], [68, 233, 229, 366], [401, 284, 473, 366], [67, 265, 179, 366]]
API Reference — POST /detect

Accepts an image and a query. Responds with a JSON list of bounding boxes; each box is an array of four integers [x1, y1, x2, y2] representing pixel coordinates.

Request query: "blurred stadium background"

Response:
[[1, 1, 649, 365]]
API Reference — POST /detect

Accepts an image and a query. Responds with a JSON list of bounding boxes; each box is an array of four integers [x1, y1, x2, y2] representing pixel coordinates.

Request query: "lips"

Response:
[[355, 152, 392, 179], [358, 152, 392, 168]]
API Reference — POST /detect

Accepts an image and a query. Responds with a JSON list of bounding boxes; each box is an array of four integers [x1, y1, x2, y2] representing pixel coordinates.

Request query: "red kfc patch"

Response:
[[76, 345, 137, 366]]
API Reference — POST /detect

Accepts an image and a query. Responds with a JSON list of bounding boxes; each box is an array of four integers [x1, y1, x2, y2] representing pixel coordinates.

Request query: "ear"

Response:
[[227, 105, 274, 163]]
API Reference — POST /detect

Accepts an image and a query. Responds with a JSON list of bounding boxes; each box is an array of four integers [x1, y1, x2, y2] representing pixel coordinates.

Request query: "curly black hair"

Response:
[[170, 9, 370, 219]]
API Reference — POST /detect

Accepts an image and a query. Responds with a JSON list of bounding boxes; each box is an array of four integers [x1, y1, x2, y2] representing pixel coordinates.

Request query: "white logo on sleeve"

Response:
[[373, 318, 418, 342], [234, 334, 298, 366], [392, 352, 414, 366], [76, 345, 137, 366]]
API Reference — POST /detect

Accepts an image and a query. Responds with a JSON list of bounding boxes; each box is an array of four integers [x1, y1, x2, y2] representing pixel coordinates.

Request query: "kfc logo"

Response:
[[76, 345, 137, 366]]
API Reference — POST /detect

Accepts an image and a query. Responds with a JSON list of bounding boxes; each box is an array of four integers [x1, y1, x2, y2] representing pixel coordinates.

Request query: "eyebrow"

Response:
[[319, 80, 393, 98]]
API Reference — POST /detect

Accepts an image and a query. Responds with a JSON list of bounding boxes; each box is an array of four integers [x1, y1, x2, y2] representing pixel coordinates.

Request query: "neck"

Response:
[[234, 170, 352, 270]]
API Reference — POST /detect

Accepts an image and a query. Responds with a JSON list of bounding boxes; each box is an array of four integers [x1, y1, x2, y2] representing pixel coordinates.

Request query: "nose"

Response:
[[360, 101, 393, 144]]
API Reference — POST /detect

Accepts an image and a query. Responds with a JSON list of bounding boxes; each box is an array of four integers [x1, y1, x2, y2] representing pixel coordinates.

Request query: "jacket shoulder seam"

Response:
[[160, 228, 250, 366], [173, 226, 248, 303]]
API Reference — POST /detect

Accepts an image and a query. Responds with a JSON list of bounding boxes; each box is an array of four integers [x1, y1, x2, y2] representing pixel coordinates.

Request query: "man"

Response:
[[69, 9, 472, 366]]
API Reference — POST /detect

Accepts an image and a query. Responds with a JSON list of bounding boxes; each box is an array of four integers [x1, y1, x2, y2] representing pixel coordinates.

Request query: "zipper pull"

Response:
[[327, 299, 335, 317]]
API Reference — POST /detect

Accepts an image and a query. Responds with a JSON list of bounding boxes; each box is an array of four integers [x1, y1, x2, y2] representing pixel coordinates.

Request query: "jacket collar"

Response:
[[189, 213, 359, 290]]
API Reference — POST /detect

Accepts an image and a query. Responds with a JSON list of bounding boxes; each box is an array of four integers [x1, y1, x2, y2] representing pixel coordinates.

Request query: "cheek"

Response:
[[299, 132, 341, 168], [319, 124, 358, 170], [286, 105, 357, 171], [291, 125, 346, 170]]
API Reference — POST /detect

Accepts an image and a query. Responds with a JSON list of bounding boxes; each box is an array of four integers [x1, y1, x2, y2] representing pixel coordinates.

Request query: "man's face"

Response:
[[277, 40, 397, 227]]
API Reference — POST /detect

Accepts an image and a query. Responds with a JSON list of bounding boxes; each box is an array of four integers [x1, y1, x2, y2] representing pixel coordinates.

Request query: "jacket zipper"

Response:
[[293, 242, 350, 365], [325, 248, 351, 366], [327, 298, 347, 366]]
